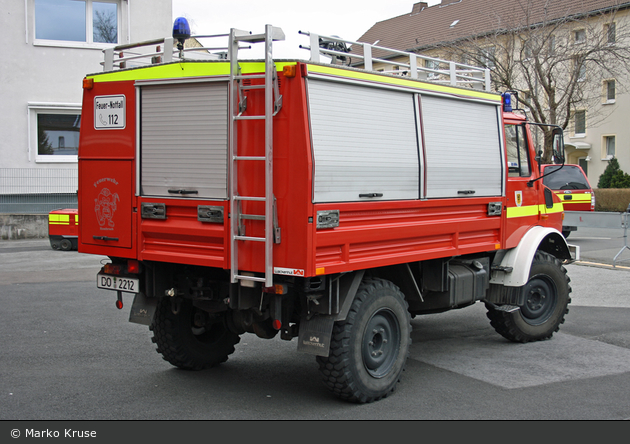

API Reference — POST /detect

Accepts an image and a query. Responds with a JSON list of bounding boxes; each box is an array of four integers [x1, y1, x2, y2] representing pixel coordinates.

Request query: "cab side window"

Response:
[[505, 124, 531, 177]]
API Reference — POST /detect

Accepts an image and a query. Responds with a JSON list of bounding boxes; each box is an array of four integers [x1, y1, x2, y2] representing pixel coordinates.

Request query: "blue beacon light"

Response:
[[173, 17, 191, 51], [502, 92, 513, 112]]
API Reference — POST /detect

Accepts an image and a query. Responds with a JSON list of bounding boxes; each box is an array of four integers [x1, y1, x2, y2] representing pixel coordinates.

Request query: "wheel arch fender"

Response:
[[490, 226, 571, 287]]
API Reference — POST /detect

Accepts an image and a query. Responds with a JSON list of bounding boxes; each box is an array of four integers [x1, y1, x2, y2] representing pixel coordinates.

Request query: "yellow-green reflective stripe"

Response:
[[541, 203, 564, 214], [555, 192, 592, 202], [506, 202, 564, 218], [89, 61, 297, 83], [506, 205, 539, 218], [49, 214, 70, 224], [306, 64, 500, 102]]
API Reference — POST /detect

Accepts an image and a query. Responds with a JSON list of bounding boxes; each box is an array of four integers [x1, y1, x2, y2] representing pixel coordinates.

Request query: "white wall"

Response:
[[0, 0, 172, 171]]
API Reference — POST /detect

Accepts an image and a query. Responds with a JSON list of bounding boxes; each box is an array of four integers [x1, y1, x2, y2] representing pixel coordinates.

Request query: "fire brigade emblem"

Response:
[[95, 187, 120, 228], [515, 191, 523, 207]]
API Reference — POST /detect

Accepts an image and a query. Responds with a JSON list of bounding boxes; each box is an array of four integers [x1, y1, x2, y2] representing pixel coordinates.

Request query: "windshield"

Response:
[[542, 165, 591, 190]]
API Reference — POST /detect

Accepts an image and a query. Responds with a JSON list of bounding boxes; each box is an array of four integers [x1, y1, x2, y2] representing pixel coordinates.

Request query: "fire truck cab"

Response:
[[78, 21, 573, 403]]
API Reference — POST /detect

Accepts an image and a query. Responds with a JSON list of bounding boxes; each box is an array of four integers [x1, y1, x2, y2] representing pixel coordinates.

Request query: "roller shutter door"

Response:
[[421, 96, 503, 198], [308, 79, 420, 203], [140, 82, 228, 199]]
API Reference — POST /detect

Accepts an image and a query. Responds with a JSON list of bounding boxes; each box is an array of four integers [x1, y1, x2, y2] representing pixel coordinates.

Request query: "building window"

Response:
[[605, 80, 616, 103], [573, 56, 586, 82], [574, 29, 586, 44], [34, 0, 118, 46], [606, 23, 616, 44], [522, 40, 532, 60], [604, 135, 616, 159], [548, 35, 556, 54], [479, 46, 496, 69], [425, 59, 440, 79], [574, 110, 586, 136], [29, 104, 81, 163]]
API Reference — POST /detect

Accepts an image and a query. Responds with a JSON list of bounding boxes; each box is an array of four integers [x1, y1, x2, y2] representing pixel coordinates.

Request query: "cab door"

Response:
[[503, 121, 540, 248]]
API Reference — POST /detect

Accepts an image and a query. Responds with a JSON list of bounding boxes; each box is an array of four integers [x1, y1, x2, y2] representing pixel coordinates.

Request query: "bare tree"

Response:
[[437, 2, 630, 163]]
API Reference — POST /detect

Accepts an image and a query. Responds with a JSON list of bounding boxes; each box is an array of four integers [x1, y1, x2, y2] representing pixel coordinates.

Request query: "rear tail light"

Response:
[[103, 260, 140, 275], [127, 260, 140, 274], [103, 263, 123, 275]]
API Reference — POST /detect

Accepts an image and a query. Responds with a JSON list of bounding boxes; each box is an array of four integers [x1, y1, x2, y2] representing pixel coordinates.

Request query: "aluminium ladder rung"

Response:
[[234, 274, 267, 283], [234, 235, 265, 242], [234, 33, 266, 43], [241, 214, 266, 221], [233, 156, 266, 161], [240, 84, 266, 90], [234, 27, 285, 44], [234, 195, 266, 202], [234, 115, 266, 121]]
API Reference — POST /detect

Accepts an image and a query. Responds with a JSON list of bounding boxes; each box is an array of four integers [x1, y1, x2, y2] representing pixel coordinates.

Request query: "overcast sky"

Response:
[[172, 0, 441, 58]]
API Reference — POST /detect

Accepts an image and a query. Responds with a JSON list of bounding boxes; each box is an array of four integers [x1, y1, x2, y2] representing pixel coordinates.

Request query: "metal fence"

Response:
[[0, 168, 78, 214]]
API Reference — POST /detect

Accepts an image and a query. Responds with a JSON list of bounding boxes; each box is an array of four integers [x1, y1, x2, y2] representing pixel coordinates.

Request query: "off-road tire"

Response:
[[317, 278, 411, 403], [486, 251, 571, 343], [150, 297, 240, 370]]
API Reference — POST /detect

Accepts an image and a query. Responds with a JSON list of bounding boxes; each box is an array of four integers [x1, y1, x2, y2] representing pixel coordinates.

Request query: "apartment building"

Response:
[[1, 0, 172, 213], [354, 0, 630, 186]]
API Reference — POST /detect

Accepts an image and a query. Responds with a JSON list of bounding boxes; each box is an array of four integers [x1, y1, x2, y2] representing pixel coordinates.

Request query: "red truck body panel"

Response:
[[77, 61, 563, 278]]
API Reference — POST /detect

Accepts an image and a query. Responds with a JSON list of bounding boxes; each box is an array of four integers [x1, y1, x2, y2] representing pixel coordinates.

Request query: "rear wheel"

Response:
[[487, 251, 571, 343], [60, 239, 73, 251], [317, 278, 411, 403], [150, 297, 240, 370]]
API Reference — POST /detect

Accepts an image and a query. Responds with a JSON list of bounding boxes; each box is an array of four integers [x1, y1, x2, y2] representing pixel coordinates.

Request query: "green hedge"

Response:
[[594, 189, 630, 212]]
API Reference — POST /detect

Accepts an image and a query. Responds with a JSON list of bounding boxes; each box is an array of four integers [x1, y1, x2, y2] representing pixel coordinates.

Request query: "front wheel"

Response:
[[150, 297, 240, 370], [487, 251, 571, 343], [317, 278, 411, 403]]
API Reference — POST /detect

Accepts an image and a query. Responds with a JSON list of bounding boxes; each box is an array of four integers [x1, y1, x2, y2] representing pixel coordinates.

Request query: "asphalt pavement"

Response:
[[0, 233, 629, 426]]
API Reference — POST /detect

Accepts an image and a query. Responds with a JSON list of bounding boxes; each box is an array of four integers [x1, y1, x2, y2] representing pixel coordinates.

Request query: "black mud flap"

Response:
[[297, 315, 335, 357], [296, 270, 365, 357], [128, 293, 158, 325]]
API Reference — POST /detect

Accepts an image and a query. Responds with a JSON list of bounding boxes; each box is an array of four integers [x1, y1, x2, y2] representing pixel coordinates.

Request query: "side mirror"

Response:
[[552, 127, 565, 165]]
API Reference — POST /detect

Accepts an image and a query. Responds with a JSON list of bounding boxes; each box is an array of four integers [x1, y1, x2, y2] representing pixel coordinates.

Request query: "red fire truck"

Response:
[[78, 21, 574, 403]]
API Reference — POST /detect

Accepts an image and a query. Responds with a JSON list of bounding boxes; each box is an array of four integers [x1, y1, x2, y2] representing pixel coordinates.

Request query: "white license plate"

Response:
[[97, 272, 139, 293]]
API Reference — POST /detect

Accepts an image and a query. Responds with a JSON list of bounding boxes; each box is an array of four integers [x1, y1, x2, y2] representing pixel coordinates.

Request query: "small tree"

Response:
[[610, 169, 630, 188], [598, 157, 630, 188]]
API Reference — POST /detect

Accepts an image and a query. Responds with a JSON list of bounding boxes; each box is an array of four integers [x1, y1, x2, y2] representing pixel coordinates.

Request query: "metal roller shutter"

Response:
[[421, 96, 503, 198], [140, 81, 228, 199], [308, 79, 420, 203]]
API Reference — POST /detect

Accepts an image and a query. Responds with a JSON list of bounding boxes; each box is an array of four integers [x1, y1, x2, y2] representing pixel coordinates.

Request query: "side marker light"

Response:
[[283, 65, 297, 78]]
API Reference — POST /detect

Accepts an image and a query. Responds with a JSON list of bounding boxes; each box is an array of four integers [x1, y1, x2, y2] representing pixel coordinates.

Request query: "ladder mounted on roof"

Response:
[[228, 25, 285, 288]]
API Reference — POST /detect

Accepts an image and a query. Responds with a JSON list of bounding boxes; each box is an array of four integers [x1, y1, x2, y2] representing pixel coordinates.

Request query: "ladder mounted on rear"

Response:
[[228, 25, 285, 288]]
